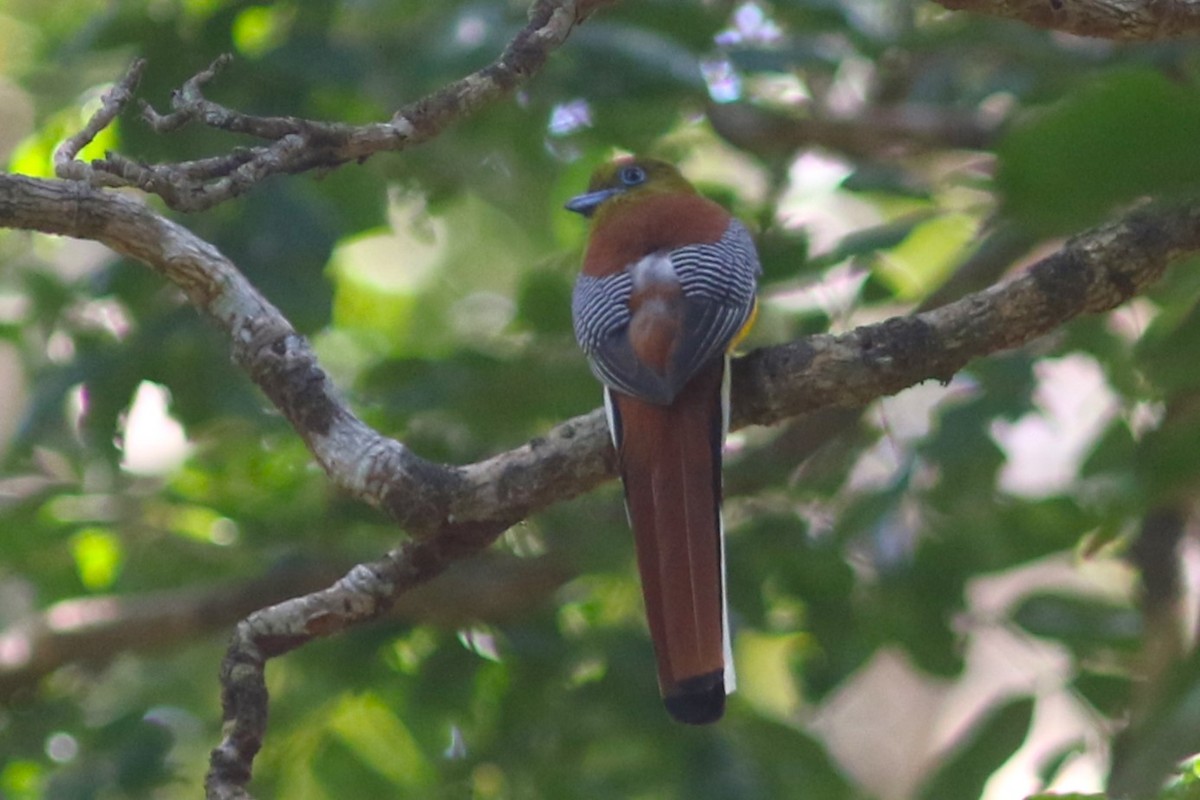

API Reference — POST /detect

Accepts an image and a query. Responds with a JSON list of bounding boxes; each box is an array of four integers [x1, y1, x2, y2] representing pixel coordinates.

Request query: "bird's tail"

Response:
[[606, 357, 734, 725]]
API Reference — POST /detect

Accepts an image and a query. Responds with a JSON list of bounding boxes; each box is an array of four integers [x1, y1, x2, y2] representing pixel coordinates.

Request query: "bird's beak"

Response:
[[565, 187, 622, 217]]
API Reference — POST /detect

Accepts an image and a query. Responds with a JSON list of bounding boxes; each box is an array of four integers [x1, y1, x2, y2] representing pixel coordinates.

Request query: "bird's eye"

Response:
[[619, 165, 647, 186]]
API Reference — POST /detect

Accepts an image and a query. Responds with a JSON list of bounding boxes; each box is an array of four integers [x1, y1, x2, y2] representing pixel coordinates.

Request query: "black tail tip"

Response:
[[663, 671, 726, 725]]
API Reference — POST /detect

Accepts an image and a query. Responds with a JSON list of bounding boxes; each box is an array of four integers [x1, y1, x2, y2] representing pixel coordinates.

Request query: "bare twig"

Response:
[[206, 537, 478, 800], [933, 0, 1200, 40], [54, 0, 614, 211], [140, 53, 246, 134], [54, 58, 147, 181]]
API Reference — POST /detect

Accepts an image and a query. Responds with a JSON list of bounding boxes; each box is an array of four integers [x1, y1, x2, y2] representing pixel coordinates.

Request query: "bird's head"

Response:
[[565, 157, 696, 223]]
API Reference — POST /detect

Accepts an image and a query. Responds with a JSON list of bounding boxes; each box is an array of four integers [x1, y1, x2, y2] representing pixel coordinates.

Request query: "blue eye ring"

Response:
[[619, 165, 647, 186]]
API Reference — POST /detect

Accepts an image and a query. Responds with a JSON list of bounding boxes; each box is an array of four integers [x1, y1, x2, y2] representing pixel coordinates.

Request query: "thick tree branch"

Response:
[[734, 204, 1200, 425], [53, 0, 615, 211], [932, 0, 1200, 40], [3, 172, 1199, 796]]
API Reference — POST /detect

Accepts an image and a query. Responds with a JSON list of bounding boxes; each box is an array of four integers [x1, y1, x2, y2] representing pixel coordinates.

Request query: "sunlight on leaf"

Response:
[[557, 575, 644, 638], [165, 503, 238, 545], [265, 712, 325, 800], [566, 656, 607, 688], [472, 762, 508, 799], [327, 692, 436, 789], [232, 5, 292, 58], [8, 94, 120, 178], [386, 628, 439, 675], [329, 212, 443, 357], [70, 526, 122, 591], [875, 213, 977, 300], [735, 629, 807, 720], [0, 759, 43, 800]]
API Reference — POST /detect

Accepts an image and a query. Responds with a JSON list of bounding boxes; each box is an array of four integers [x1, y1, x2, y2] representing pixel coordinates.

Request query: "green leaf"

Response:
[[998, 69, 1200, 234], [515, 267, 575, 335], [1012, 593, 1140, 654], [918, 696, 1036, 800], [875, 213, 979, 300], [730, 719, 858, 800], [325, 692, 436, 789], [1072, 670, 1132, 718]]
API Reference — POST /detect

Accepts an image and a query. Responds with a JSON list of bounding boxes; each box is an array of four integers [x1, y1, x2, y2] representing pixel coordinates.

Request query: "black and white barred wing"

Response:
[[667, 220, 760, 393], [571, 220, 760, 406]]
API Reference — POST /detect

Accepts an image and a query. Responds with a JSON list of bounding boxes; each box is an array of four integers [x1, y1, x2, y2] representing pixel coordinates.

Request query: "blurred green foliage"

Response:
[[2, 0, 1200, 798]]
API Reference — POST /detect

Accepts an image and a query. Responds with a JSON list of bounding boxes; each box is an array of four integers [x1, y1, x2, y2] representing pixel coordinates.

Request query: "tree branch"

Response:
[[734, 204, 1200, 425], [52, 0, 615, 212], [0, 554, 568, 701], [3, 172, 1199, 796], [54, 59, 147, 181], [707, 101, 1003, 161], [932, 0, 1200, 40]]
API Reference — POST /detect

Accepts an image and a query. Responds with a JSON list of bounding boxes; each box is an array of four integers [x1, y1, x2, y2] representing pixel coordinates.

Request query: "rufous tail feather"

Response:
[[608, 358, 731, 724]]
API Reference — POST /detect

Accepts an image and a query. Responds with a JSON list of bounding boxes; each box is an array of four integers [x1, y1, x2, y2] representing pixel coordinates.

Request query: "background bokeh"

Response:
[[2, 1, 1200, 798]]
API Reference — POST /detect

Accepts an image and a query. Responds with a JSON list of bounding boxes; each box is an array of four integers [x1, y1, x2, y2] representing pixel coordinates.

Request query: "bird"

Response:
[[566, 156, 760, 724]]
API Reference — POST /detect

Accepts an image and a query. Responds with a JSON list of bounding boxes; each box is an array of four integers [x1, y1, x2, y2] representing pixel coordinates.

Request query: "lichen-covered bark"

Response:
[[933, 0, 1200, 40]]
